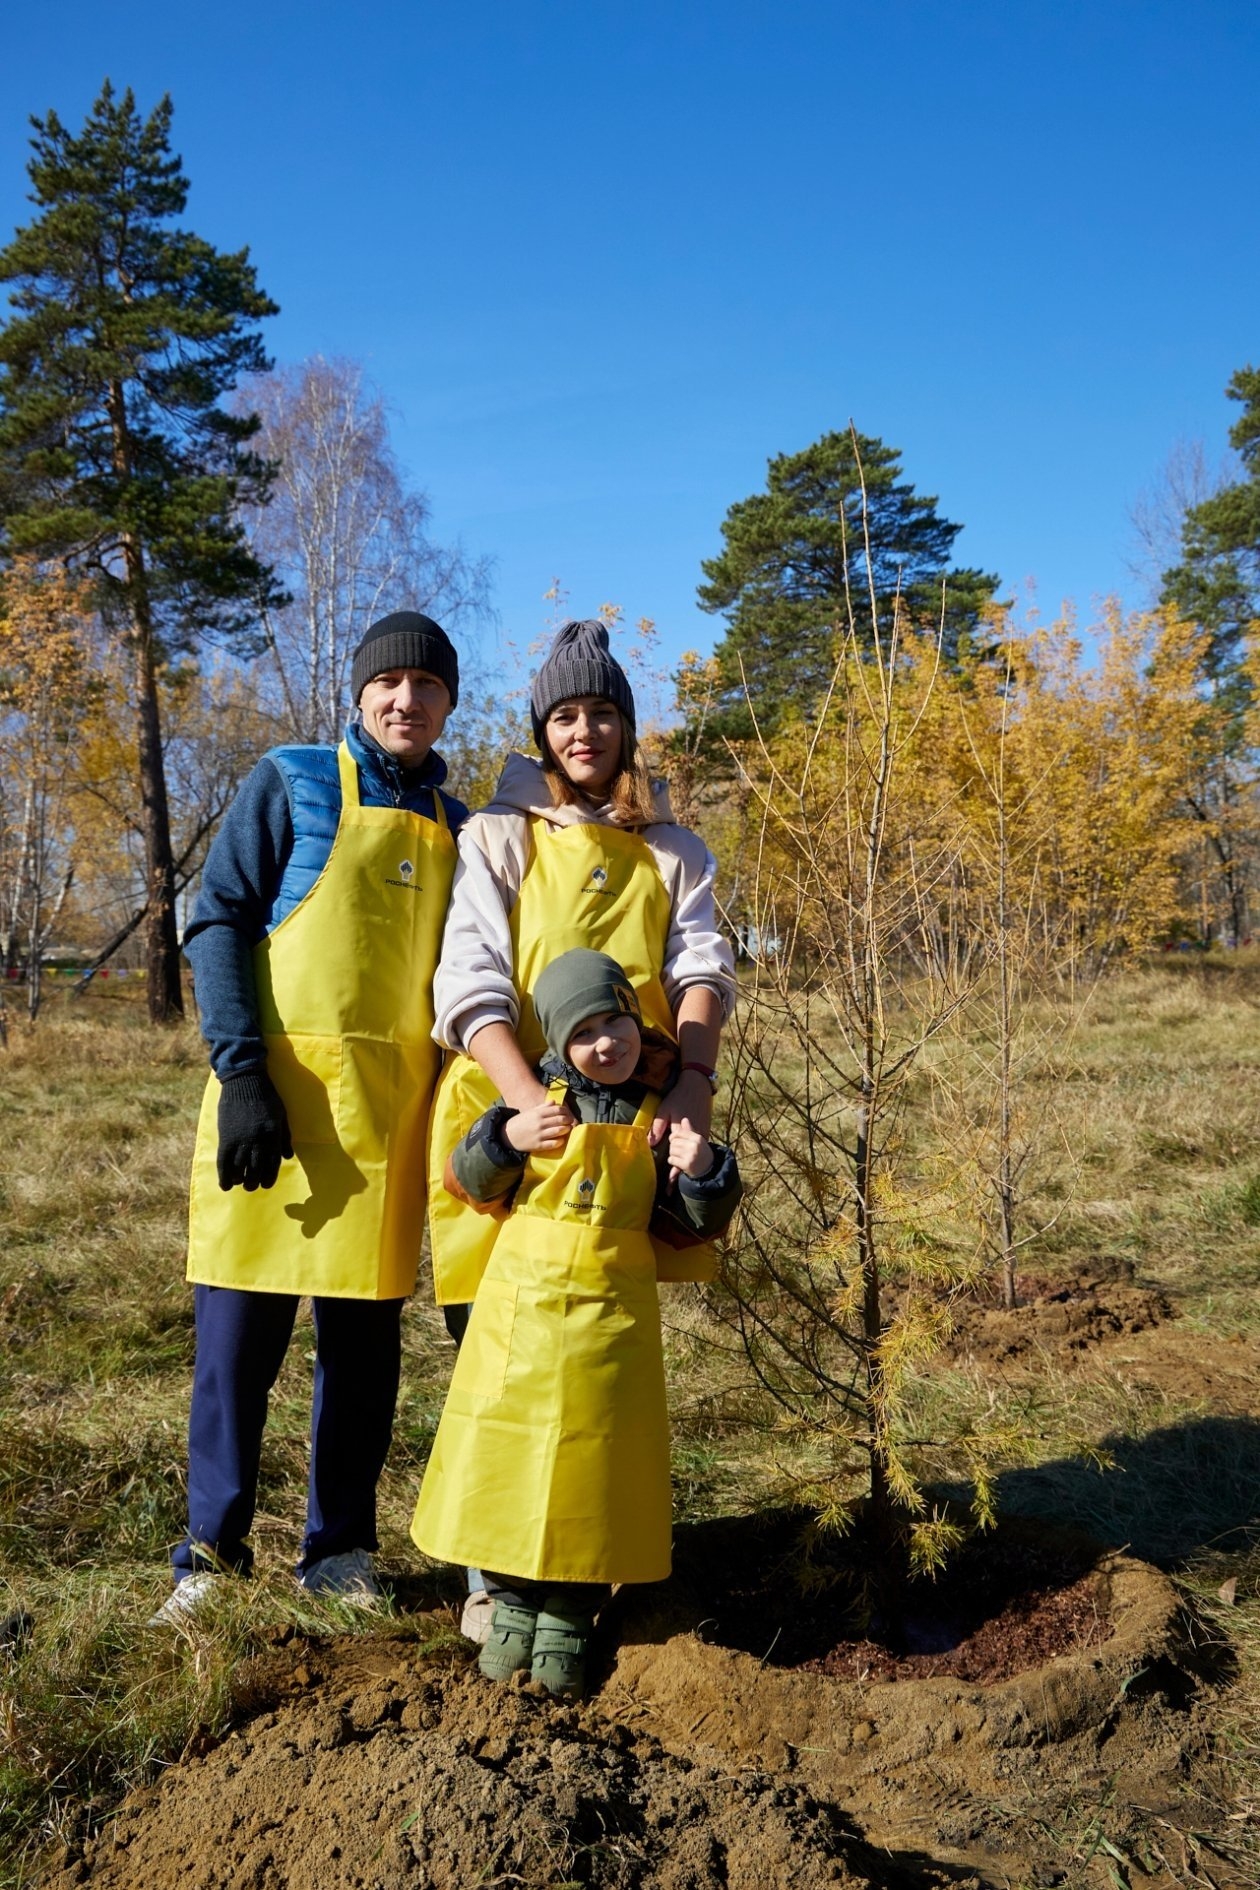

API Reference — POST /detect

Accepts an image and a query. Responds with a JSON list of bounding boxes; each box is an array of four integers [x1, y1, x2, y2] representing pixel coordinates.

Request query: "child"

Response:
[[411, 948, 741, 1697]]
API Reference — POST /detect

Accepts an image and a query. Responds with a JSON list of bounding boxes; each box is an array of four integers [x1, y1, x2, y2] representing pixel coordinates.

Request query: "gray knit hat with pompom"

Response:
[[529, 619, 636, 745]]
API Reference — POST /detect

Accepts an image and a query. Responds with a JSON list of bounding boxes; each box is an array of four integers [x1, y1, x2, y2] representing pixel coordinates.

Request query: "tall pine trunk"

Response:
[[109, 378, 183, 1021], [126, 546, 184, 1022]]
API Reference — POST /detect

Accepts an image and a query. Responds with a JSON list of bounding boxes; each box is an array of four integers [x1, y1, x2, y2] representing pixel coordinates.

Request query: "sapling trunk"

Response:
[[714, 430, 987, 1613]]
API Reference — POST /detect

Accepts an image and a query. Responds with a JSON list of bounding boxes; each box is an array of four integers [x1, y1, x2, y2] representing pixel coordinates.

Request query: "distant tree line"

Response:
[[1, 81, 1258, 1030]]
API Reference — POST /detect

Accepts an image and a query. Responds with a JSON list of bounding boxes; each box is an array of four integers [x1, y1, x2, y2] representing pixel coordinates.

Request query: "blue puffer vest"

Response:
[[264, 727, 454, 932], [265, 746, 344, 931]]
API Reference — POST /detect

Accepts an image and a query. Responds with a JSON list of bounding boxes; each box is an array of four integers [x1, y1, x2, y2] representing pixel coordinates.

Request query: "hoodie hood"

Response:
[[481, 751, 674, 829]]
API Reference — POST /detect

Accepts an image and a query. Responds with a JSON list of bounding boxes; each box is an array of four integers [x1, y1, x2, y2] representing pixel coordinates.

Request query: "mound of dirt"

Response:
[[607, 1518, 1209, 1881], [941, 1262, 1173, 1370], [43, 1644, 928, 1890], [40, 1518, 1230, 1890]]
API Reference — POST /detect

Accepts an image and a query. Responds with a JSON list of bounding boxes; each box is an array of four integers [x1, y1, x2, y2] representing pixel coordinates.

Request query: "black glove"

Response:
[[216, 1068, 293, 1192]]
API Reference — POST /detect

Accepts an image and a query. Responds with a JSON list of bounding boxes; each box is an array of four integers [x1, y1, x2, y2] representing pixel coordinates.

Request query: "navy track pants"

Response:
[[173, 1284, 403, 1580]]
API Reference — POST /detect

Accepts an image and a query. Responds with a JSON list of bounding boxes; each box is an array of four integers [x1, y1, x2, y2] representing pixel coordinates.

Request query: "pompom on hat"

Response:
[[529, 619, 636, 746]]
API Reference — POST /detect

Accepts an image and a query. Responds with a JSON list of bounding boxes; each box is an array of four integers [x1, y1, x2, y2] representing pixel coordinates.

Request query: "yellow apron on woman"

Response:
[[427, 817, 715, 1303], [411, 1084, 672, 1583], [187, 742, 456, 1300]]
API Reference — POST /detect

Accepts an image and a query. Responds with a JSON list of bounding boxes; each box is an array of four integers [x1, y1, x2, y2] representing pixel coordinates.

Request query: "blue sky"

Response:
[[3, 1, 1259, 682]]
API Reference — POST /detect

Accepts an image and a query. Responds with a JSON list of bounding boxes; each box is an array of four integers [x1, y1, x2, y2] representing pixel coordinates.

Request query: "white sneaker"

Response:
[[460, 1588, 494, 1645], [148, 1571, 223, 1627], [300, 1547, 383, 1606]]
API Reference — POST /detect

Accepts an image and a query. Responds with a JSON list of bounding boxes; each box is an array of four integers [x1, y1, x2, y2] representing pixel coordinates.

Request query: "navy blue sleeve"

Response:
[[183, 758, 293, 1081]]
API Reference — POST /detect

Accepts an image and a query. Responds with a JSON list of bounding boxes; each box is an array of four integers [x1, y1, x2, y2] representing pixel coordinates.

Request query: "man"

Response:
[[157, 611, 467, 1619]]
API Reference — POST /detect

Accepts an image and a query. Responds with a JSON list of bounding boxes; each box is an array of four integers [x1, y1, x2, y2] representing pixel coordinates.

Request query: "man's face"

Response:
[[359, 668, 451, 768]]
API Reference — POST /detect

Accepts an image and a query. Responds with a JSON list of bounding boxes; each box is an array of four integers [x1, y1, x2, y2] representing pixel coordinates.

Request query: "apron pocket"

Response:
[[264, 1033, 341, 1144], [338, 1035, 401, 1156], [455, 1278, 518, 1401]]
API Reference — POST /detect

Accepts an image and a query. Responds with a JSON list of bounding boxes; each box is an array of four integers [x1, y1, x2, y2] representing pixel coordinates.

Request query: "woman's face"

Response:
[[545, 695, 623, 795]]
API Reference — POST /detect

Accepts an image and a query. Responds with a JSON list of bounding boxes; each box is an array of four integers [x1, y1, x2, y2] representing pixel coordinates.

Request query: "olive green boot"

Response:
[[477, 1601, 537, 1682], [530, 1602, 594, 1699]]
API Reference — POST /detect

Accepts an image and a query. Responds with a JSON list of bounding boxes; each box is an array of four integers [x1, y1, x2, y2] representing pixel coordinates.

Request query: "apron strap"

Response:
[[338, 743, 448, 829], [545, 1077, 660, 1134], [336, 741, 360, 811]]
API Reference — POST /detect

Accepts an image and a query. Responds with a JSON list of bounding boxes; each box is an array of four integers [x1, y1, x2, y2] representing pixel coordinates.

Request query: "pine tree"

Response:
[[1161, 364, 1260, 683], [697, 429, 1000, 743], [1159, 365, 1260, 939], [0, 82, 279, 1019]]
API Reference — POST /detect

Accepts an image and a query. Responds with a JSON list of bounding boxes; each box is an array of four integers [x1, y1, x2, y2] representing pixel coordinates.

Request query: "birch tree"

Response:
[[238, 356, 492, 744]]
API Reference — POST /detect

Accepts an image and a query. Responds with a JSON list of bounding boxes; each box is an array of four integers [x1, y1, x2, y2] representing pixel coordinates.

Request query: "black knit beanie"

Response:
[[533, 949, 642, 1061], [529, 619, 636, 745], [350, 611, 459, 708]]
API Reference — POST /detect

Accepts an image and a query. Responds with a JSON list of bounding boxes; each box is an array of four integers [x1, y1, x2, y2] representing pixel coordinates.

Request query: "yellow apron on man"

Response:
[[427, 817, 715, 1304], [412, 1085, 671, 1583], [188, 742, 455, 1300]]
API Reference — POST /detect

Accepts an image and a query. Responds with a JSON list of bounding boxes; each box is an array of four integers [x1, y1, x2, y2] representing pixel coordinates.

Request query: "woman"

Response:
[[427, 617, 737, 1308]]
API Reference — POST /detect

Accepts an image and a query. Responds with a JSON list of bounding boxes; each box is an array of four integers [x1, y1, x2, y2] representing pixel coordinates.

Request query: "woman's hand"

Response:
[[505, 1099, 574, 1154], [650, 1067, 714, 1159], [652, 985, 722, 1154]]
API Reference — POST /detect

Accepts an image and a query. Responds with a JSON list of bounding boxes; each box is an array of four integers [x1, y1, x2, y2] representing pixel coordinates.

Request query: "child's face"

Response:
[[566, 1009, 642, 1085]]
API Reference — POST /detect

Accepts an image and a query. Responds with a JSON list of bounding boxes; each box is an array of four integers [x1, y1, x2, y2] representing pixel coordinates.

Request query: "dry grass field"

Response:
[[1, 961, 1258, 1887]]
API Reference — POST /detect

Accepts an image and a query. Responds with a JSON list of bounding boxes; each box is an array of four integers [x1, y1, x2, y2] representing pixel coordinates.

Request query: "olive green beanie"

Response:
[[533, 949, 642, 1060]]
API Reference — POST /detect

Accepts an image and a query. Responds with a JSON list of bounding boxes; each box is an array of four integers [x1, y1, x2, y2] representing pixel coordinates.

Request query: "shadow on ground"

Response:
[[958, 1412, 1260, 1569]]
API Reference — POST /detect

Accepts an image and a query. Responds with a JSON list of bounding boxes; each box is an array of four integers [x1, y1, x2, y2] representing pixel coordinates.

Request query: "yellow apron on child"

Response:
[[411, 1086, 672, 1584], [187, 742, 456, 1300], [427, 816, 715, 1303]]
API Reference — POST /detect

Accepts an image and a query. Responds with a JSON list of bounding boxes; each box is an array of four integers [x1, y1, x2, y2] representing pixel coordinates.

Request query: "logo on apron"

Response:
[[565, 1176, 599, 1211], [386, 858, 420, 891], [583, 865, 614, 896]]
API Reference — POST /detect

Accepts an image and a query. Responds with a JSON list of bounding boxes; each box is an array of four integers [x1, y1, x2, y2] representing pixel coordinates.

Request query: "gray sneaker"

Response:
[[460, 1588, 494, 1645], [300, 1547, 383, 1605], [148, 1571, 223, 1627]]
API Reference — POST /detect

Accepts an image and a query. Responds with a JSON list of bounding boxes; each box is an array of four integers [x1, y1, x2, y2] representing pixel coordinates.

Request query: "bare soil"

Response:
[[669, 1513, 1111, 1685], [41, 1639, 948, 1890], [940, 1259, 1174, 1370], [1108, 1322, 1260, 1414], [42, 1515, 1246, 1890]]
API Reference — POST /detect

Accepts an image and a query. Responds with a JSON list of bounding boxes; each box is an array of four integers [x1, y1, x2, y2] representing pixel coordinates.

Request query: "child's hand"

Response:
[[667, 1119, 714, 1182], [505, 1099, 573, 1153]]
